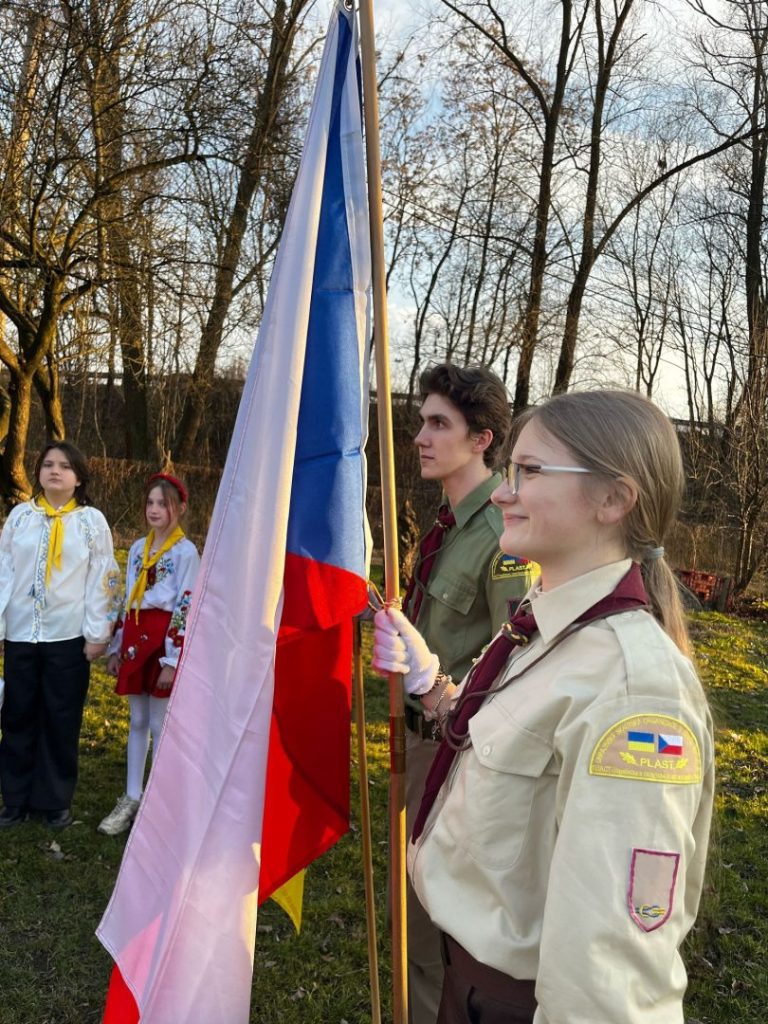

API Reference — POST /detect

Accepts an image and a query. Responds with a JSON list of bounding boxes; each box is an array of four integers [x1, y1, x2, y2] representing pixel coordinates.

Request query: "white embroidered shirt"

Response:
[[0, 500, 120, 644], [108, 535, 200, 668]]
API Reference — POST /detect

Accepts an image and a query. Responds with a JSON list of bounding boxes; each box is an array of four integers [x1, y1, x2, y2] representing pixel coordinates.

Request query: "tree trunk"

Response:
[[553, 0, 636, 394], [34, 358, 66, 440], [512, 0, 573, 413], [514, 114, 559, 413], [173, 0, 306, 462], [88, 0, 150, 458], [1, 371, 34, 507], [111, 222, 150, 459]]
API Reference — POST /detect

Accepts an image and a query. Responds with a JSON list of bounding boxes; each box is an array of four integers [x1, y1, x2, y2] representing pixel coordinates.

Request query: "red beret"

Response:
[[147, 473, 188, 504]]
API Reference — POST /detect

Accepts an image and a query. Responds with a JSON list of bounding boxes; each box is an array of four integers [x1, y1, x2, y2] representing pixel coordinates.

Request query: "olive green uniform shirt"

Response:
[[403, 472, 536, 683]]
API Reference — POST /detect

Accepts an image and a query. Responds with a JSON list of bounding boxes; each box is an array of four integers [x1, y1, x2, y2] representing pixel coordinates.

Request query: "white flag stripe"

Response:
[[338, 29, 373, 569]]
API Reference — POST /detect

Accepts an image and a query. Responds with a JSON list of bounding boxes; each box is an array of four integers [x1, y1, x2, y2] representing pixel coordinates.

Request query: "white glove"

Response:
[[372, 607, 439, 695]]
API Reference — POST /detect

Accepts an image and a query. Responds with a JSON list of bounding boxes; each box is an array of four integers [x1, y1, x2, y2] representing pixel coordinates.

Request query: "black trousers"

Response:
[[438, 933, 537, 1024], [0, 638, 91, 811]]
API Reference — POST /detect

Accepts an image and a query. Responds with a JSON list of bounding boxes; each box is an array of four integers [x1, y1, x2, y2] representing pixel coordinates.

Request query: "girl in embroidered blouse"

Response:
[[98, 473, 200, 836], [373, 391, 714, 1024], [0, 442, 120, 830]]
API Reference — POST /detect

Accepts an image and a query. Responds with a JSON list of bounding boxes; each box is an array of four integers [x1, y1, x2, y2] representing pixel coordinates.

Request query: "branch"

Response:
[[440, 0, 551, 117], [595, 119, 768, 260]]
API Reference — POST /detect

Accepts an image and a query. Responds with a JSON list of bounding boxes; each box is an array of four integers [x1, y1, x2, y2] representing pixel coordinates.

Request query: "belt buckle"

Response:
[[418, 715, 440, 742], [405, 705, 439, 741]]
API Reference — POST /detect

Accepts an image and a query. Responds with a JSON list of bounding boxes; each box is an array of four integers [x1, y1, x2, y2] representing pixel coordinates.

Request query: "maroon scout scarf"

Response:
[[411, 562, 650, 840], [402, 503, 456, 624]]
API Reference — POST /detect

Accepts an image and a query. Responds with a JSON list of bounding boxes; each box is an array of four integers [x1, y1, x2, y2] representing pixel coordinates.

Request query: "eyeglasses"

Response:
[[506, 461, 593, 495]]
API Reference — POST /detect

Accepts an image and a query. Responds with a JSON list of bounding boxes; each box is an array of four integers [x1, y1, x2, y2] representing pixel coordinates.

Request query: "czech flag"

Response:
[[658, 734, 683, 756], [97, 4, 370, 1021]]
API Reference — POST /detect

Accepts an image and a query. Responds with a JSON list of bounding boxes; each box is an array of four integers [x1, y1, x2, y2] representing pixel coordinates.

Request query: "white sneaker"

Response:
[[98, 794, 140, 835]]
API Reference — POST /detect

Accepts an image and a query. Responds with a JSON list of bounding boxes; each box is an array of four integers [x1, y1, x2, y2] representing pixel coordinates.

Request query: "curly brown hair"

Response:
[[419, 363, 512, 469]]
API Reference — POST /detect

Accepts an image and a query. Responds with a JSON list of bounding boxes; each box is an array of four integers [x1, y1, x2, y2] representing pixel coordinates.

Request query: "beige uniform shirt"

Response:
[[408, 559, 714, 1024]]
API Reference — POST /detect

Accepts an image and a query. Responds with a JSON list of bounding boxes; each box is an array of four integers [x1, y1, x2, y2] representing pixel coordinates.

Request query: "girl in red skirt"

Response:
[[98, 474, 200, 835]]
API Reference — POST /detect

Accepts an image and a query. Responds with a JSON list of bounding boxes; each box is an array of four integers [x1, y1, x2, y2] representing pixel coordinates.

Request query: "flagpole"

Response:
[[353, 618, 383, 1024], [357, 0, 408, 1021]]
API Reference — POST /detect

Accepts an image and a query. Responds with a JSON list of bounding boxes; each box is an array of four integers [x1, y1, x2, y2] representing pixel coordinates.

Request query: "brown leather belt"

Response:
[[404, 703, 441, 742]]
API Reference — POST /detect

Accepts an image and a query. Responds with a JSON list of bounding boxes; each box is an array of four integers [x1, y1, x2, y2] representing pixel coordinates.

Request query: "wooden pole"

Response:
[[353, 619, 382, 1024], [357, 1, 408, 1021]]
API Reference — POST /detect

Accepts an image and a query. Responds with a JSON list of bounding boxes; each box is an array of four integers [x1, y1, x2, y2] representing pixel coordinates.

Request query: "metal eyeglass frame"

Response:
[[506, 462, 593, 495]]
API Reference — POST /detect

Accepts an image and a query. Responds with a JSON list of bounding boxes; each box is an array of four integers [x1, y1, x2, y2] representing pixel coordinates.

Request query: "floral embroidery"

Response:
[[103, 568, 122, 621], [156, 555, 174, 584], [13, 506, 34, 531], [132, 550, 174, 591], [75, 507, 95, 548], [168, 591, 192, 647]]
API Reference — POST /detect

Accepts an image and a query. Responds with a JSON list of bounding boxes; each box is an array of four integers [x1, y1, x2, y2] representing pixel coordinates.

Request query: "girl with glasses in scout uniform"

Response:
[[374, 390, 714, 1024]]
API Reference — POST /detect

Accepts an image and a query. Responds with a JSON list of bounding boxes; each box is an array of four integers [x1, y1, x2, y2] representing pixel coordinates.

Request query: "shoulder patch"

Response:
[[589, 713, 702, 785], [628, 848, 679, 932], [490, 552, 537, 581]]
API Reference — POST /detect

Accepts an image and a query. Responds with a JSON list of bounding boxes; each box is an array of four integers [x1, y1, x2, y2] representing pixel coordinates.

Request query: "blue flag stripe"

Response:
[[286, 9, 367, 577]]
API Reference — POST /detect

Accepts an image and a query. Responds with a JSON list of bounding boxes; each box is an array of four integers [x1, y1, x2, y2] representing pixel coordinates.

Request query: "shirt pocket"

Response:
[[427, 569, 478, 615], [425, 570, 478, 667], [450, 711, 556, 871]]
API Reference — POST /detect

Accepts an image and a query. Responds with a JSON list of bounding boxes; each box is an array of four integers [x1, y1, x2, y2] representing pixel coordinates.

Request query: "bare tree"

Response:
[[671, 0, 768, 591], [605, 170, 684, 395], [0, 0, 209, 499], [384, 30, 534, 400], [171, 0, 313, 462], [436, 0, 768, 409]]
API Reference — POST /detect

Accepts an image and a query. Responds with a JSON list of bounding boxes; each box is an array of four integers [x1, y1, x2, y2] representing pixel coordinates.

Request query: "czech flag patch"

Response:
[[658, 734, 683, 756]]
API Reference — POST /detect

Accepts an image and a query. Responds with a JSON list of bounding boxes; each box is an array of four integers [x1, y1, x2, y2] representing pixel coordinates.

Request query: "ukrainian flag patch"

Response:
[[627, 731, 655, 752], [589, 714, 702, 785]]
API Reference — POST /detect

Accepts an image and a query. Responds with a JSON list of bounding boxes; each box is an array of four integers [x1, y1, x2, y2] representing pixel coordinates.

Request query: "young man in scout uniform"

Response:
[[402, 363, 536, 1024]]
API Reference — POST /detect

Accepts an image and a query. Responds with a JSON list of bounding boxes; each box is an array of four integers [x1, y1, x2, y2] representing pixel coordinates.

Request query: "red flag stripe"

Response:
[[103, 965, 139, 1024]]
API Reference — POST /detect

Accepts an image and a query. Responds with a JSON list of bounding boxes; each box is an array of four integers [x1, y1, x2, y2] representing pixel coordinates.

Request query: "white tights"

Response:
[[126, 694, 169, 801]]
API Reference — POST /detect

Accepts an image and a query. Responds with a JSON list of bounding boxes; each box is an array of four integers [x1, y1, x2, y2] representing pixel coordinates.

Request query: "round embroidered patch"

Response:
[[589, 713, 702, 785]]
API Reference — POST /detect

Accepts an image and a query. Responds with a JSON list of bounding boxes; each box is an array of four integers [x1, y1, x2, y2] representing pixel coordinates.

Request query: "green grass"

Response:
[[682, 613, 768, 1023], [0, 614, 767, 1022]]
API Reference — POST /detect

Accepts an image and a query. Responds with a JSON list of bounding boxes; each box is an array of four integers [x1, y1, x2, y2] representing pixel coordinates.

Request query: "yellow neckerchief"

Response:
[[36, 496, 79, 587], [126, 526, 185, 622]]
